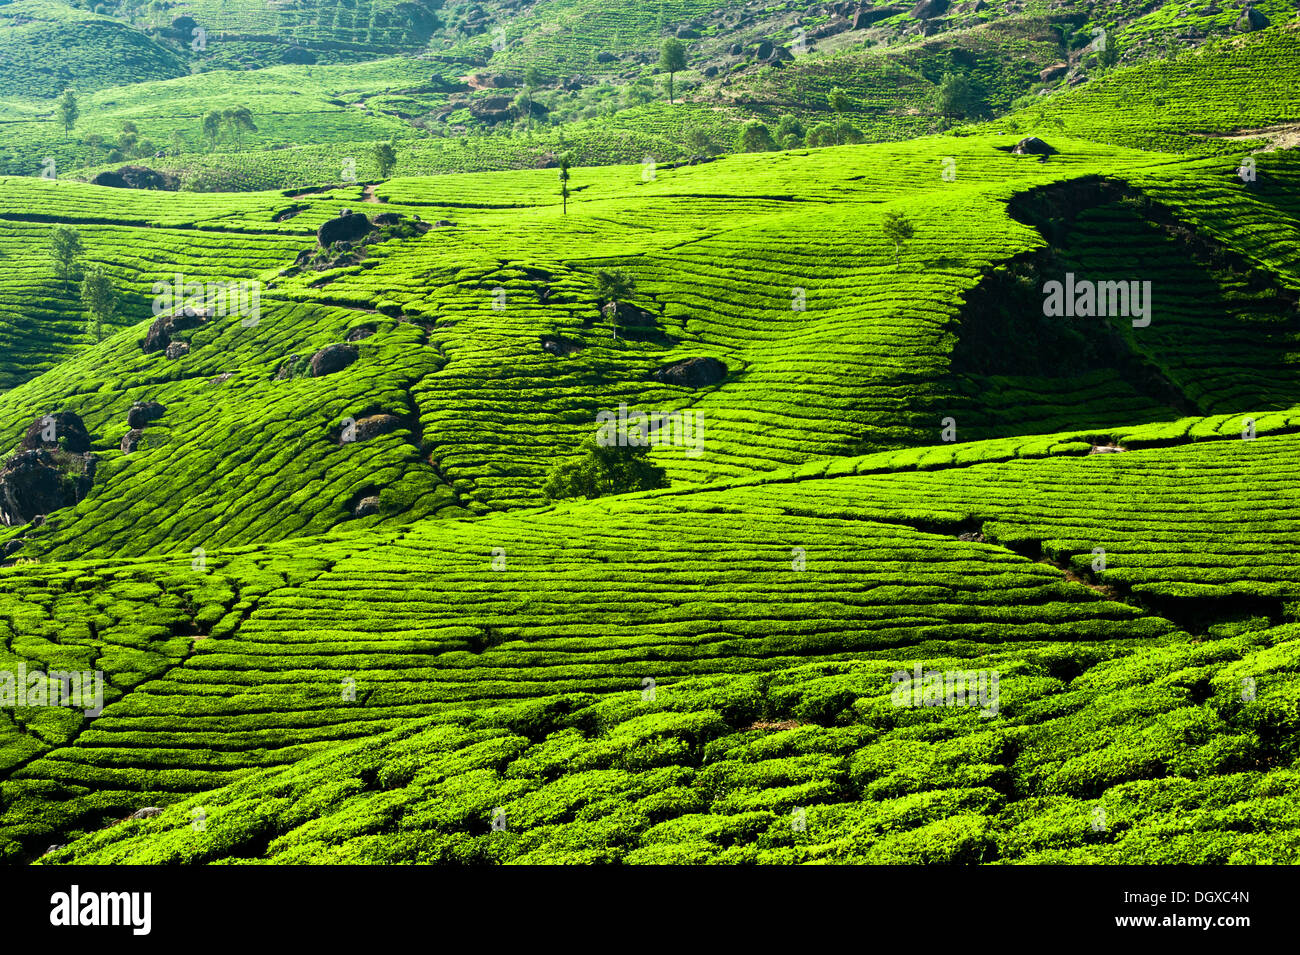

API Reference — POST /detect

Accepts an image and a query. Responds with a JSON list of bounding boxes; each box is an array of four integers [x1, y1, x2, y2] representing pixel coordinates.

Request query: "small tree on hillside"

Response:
[[543, 437, 667, 501], [80, 266, 116, 342], [559, 152, 572, 214], [373, 140, 397, 178], [50, 225, 83, 289], [882, 211, 914, 267], [57, 89, 79, 140], [594, 268, 635, 337], [828, 87, 852, 114], [934, 72, 975, 120], [659, 38, 687, 105], [201, 110, 222, 149], [223, 106, 257, 143]]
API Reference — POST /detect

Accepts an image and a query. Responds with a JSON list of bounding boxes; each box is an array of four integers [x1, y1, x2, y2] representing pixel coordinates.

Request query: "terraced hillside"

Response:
[[0, 0, 1298, 869], [4, 138, 1298, 565]]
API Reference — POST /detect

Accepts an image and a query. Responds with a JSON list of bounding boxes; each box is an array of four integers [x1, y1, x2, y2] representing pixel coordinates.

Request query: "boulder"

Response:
[[1233, 6, 1269, 31], [854, 6, 907, 27], [317, 210, 376, 247], [0, 449, 90, 526], [309, 343, 359, 377], [755, 40, 774, 59], [650, 356, 728, 389], [728, 42, 744, 55], [352, 414, 404, 442], [353, 495, 381, 517], [21, 411, 91, 454], [89, 170, 130, 188], [468, 95, 515, 123], [165, 341, 190, 360], [120, 429, 143, 454], [1039, 62, 1068, 83], [345, 325, 376, 342], [127, 807, 165, 820], [372, 212, 403, 227], [126, 400, 165, 429], [596, 51, 617, 63], [1012, 136, 1056, 155], [540, 335, 583, 356], [910, 0, 947, 15]]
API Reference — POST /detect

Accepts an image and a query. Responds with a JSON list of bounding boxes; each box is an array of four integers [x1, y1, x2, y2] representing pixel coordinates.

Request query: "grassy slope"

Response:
[[0, 0, 188, 98], [5, 421, 1299, 860]]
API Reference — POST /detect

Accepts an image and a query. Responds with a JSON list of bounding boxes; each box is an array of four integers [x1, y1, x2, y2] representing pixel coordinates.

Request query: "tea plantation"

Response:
[[0, 0, 1298, 866]]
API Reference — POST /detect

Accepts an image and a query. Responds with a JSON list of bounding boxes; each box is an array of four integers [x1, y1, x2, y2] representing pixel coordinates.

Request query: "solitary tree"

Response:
[[559, 153, 572, 214], [881, 211, 914, 267], [57, 89, 79, 140], [828, 87, 851, 113], [659, 38, 687, 105], [373, 140, 397, 178], [594, 268, 635, 336], [934, 72, 974, 120], [50, 225, 83, 289], [80, 266, 116, 342]]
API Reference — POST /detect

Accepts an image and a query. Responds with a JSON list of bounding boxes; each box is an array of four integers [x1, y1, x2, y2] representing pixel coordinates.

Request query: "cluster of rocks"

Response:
[[290, 209, 434, 275], [120, 400, 165, 454], [143, 304, 209, 358], [0, 412, 98, 533]]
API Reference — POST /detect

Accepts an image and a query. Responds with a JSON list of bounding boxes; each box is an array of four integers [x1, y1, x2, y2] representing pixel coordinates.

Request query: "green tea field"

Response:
[[0, 0, 1297, 885]]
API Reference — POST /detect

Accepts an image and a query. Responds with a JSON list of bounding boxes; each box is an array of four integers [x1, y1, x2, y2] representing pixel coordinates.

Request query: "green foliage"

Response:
[[934, 72, 976, 119], [373, 140, 397, 178], [806, 120, 863, 147], [49, 225, 83, 288], [738, 120, 777, 153], [659, 38, 688, 105], [56, 89, 79, 139], [881, 211, 914, 266], [79, 265, 114, 342], [543, 437, 667, 500]]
